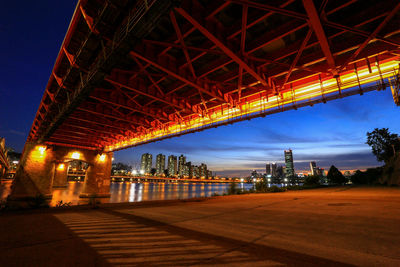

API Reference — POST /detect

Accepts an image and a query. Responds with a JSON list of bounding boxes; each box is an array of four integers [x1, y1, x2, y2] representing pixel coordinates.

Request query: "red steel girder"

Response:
[[105, 76, 189, 112], [54, 129, 112, 143], [45, 141, 99, 151], [282, 29, 313, 86], [175, 7, 268, 87], [339, 2, 400, 71], [69, 113, 134, 132], [303, 0, 337, 75], [129, 50, 225, 102], [61, 122, 123, 138], [47, 137, 102, 148], [77, 106, 149, 128], [90, 95, 168, 121]]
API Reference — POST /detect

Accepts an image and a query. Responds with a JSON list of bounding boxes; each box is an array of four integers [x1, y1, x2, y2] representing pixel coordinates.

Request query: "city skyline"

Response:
[[1, 1, 399, 177]]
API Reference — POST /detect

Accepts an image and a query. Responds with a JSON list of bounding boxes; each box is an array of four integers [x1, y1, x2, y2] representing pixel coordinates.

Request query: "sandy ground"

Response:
[[0, 186, 399, 266]]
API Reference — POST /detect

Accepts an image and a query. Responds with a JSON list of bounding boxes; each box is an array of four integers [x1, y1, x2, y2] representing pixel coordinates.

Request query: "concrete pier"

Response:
[[9, 142, 113, 203]]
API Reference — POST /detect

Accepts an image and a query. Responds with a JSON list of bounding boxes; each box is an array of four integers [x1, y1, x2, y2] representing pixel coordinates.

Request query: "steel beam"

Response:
[[303, 0, 337, 75], [175, 7, 268, 87], [339, 2, 400, 71], [129, 51, 225, 102]]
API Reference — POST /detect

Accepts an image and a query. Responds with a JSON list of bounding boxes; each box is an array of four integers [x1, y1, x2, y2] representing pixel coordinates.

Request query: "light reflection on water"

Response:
[[0, 180, 259, 207], [50, 181, 240, 206]]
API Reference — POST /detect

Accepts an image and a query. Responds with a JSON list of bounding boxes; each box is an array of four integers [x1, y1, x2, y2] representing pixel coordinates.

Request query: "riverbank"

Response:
[[1, 186, 399, 266]]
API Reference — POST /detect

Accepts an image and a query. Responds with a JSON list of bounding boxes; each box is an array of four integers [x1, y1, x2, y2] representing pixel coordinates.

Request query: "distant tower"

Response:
[[266, 163, 271, 175], [156, 154, 165, 176], [271, 163, 277, 177], [140, 153, 152, 174], [310, 161, 317, 176], [167, 155, 177, 177], [284, 149, 295, 178], [178, 154, 186, 176]]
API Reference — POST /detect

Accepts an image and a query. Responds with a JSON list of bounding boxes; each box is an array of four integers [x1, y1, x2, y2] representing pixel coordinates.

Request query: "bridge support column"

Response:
[[79, 152, 113, 198], [9, 142, 55, 202], [52, 162, 68, 188]]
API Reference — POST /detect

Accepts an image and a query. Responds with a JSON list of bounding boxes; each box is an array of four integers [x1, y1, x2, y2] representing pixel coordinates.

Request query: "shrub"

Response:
[[327, 165, 347, 185], [55, 200, 72, 207], [255, 178, 269, 192], [304, 175, 320, 186], [351, 167, 382, 185], [227, 182, 238, 195]]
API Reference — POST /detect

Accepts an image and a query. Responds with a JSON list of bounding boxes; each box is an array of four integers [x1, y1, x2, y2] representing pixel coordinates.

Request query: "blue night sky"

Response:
[[1, 1, 399, 177]]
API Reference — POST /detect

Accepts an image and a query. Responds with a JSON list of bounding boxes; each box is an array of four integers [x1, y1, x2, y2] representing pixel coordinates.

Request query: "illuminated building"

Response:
[[310, 161, 317, 176], [271, 163, 277, 177], [155, 154, 165, 176], [140, 153, 152, 174], [193, 165, 200, 178], [186, 162, 193, 178], [200, 163, 207, 178], [168, 155, 177, 177], [266, 163, 271, 176], [284, 149, 295, 178], [178, 154, 186, 177]]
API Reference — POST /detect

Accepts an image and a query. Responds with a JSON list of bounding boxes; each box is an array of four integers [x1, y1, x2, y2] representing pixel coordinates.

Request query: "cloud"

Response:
[[291, 151, 380, 170]]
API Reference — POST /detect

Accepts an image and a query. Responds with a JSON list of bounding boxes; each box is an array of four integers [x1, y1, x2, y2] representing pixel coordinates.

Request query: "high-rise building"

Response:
[[141, 153, 152, 174], [193, 165, 200, 178], [178, 154, 186, 176], [167, 155, 177, 177], [284, 149, 295, 178], [271, 163, 277, 177], [200, 163, 207, 178], [277, 166, 284, 178], [310, 161, 317, 176], [156, 154, 165, 176], [186, 162, 193, 178], [266, 163, 271, 175]]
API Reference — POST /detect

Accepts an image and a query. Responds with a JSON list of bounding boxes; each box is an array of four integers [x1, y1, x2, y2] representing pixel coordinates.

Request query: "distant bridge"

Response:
[[11, 0, 400, 201]]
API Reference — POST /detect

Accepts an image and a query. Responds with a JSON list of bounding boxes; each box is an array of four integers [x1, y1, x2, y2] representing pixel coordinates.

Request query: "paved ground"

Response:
[[1, 186, 399, 266]]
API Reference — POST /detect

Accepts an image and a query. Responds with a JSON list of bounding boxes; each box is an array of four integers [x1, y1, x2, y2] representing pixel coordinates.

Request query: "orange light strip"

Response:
[[105, 59, 399, 152]]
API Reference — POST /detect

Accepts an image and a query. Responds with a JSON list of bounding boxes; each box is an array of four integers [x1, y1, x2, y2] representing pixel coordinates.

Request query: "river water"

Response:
[[0, 180, 254, 206]]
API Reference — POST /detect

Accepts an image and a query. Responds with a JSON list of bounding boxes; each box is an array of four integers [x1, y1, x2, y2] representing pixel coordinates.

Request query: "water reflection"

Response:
[[0, 181, 258, 207], [48, 181, 237, 206]]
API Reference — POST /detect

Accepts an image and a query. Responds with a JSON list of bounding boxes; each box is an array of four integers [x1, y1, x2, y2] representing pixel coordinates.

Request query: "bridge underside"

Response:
[[28, 0, 400, 152]]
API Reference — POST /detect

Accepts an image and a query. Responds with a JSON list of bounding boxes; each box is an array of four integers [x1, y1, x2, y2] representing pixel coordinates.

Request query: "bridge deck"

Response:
[[27, 0, 400, 151]]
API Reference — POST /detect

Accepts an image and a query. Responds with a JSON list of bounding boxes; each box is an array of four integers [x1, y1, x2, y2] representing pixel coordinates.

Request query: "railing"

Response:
[[106, 61, 400, 151], [389, 67, 400, 105]]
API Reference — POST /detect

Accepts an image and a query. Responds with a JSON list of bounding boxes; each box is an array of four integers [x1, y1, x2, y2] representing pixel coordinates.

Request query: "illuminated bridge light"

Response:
[[105, 60, 399, 152], [71, 152, 80, 160]]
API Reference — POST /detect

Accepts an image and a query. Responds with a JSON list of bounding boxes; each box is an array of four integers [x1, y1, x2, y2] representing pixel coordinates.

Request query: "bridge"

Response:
[[10, 0, 400, 202]]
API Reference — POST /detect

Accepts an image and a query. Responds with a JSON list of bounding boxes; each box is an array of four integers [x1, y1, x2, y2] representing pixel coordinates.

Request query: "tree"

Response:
[[327, 165, 347, 185], [366, 128, 400, 162], [304, 175, 320, 186]]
